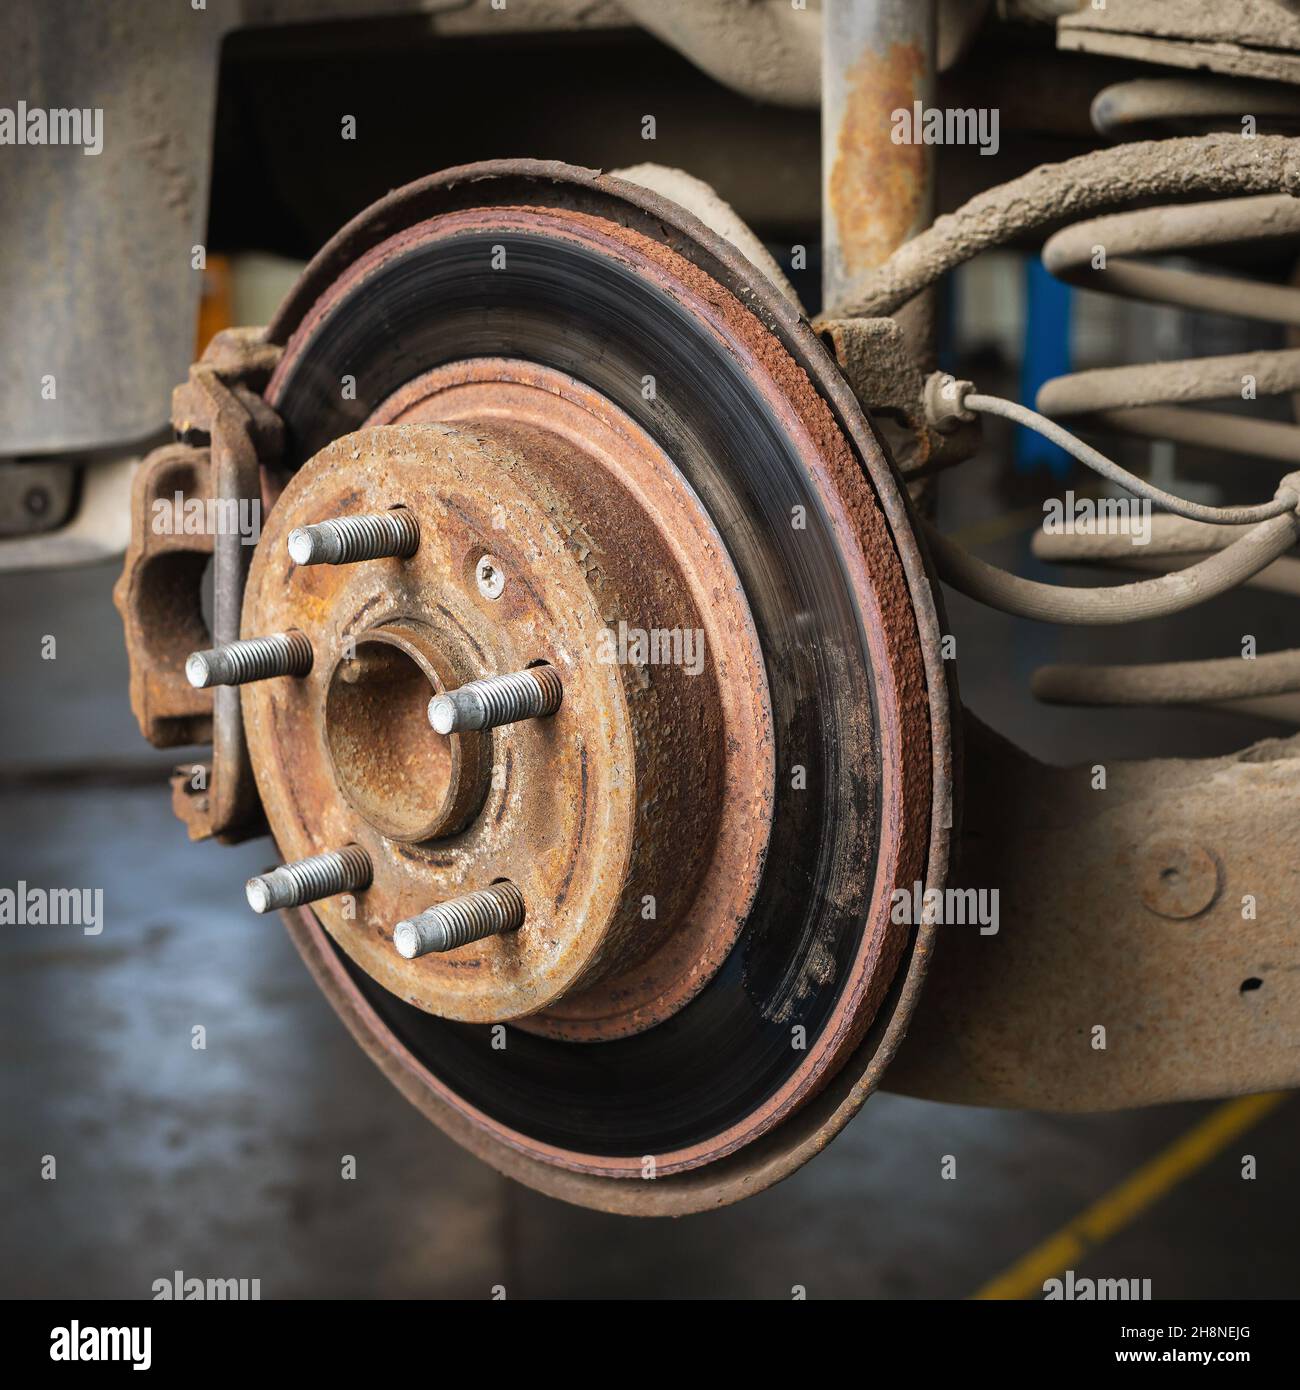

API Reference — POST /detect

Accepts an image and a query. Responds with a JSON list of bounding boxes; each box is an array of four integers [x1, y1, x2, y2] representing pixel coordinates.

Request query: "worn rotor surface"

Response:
[[253, 160, 949, 1210]]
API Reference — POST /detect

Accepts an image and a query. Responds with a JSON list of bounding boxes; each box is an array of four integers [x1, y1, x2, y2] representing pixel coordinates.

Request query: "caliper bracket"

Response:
[[113, 328, 282, 843]]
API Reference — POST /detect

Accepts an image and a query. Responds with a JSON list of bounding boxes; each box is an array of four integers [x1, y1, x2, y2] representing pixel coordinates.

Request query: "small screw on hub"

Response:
[[394, 881, 526, 958], [475, 554, 505, 600], [287, 509, 420, 566], [186, 631, 313, 688], [428, 664, 563, 735], [246, 845, 372, 914]]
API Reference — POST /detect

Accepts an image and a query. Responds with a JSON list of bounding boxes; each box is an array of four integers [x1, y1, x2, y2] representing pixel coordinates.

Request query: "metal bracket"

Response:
[[114, 328, 282, 843], [887, 714, 1300, 1109], [820, 315, 981, 476]]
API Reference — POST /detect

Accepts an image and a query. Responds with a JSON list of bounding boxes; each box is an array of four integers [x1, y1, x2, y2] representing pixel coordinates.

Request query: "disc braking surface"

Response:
[[260, 168, 933, 1180]]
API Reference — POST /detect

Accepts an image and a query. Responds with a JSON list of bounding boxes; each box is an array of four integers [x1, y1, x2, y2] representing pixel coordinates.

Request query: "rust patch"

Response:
[[828, 40, 929, 275], [373, 362, 775, 1040], [242, 374, 773, 1040]]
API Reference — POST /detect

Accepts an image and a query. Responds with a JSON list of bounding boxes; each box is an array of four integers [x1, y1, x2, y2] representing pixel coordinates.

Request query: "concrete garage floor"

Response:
[[2, 480, 1298, 1298]]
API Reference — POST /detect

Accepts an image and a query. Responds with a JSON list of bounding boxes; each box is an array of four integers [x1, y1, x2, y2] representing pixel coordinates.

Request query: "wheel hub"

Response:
[[243, 363, 774, 1038]]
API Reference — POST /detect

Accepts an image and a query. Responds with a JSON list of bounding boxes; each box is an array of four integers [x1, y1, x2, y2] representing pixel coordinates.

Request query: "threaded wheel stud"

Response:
[[186, 630, 313, 688], [246, 845, 372, 914], [427, 665, 563, 735], [393, 882, 526, 958], [287, 510, 420, 566]]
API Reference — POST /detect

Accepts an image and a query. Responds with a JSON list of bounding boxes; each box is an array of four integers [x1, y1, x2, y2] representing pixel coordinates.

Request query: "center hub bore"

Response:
[[241, 363, 774, 1040], [323, 619, 488, 843]]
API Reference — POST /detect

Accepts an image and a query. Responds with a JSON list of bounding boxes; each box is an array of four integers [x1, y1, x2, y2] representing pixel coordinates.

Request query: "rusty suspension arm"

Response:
[[885, 714, 1300, 1110], [815, 105, 1300, 1107]]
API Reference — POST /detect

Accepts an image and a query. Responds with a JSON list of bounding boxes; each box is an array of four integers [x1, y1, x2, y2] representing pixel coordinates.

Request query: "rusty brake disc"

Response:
[[246, 160, 951, 1212]]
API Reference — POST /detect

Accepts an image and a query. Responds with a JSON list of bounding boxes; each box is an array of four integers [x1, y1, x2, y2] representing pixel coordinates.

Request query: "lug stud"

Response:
[[246, 845, 372, 914], [186, 630, 313, 688], [394, 881, 525, 958], [428, 665, 562, 735], [287, 509, 420, 566]]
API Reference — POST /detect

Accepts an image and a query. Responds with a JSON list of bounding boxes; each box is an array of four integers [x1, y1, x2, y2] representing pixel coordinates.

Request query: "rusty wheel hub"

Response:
[[121, 161, 951, 1212], [244, 360, 773, 1039]]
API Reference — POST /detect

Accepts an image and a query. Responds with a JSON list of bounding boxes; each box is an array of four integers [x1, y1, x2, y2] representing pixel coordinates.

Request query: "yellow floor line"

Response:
[[973, 1092, 1289, 1301]]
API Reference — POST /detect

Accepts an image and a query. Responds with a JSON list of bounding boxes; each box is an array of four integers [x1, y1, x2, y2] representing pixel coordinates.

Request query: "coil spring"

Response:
[[1035, 195, 1300, 464], [1029, 77, 1300, 716], [1037, 76, 1300, 465]]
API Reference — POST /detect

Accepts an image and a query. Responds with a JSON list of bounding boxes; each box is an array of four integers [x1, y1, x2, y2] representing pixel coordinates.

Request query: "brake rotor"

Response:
[[252, 160, 950, 1211]]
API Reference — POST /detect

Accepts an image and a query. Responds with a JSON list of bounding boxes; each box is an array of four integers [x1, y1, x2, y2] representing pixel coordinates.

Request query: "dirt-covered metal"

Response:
[[253, 159, 951, 1207]]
